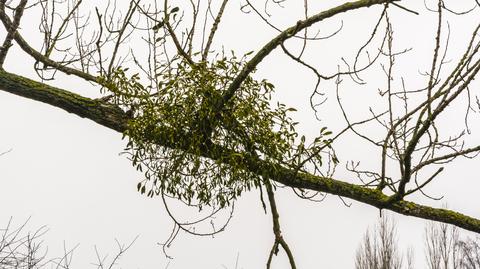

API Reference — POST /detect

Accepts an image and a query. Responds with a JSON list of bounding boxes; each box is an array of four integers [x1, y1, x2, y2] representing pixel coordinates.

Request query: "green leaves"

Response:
[[101, 53, 333, 209]]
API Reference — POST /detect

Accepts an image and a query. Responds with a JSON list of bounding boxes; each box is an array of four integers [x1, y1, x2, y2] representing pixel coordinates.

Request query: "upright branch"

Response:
[[331, 0, 480, 203], [106, 0, 138, 77], [41, 0, 83, 61], [0, 0, 27, 68], [393, 0, 444, 199], [202, 0, 229, 61]]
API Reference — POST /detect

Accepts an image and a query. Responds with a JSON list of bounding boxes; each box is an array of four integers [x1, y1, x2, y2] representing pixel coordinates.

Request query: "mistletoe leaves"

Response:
[[102, 54, 333, 208]]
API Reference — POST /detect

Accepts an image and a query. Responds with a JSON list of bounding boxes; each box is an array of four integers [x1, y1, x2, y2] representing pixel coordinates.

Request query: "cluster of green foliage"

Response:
[[100, 54, 332, 208]]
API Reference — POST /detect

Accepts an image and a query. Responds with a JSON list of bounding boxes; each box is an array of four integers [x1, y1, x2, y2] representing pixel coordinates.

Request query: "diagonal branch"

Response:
[[1, 71, 480, 234], [214, 0, 398, 114], [164, 0, 195, 66], [412, 145, 480, 173]]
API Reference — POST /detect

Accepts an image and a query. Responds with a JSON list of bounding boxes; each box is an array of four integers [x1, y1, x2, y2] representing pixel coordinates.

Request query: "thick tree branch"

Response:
[[1, 71, 479, 234], [0, 71, 128, 132]]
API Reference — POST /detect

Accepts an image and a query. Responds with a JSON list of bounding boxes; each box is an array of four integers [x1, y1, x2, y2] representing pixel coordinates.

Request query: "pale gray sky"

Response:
[[1, 0, 479, 268]]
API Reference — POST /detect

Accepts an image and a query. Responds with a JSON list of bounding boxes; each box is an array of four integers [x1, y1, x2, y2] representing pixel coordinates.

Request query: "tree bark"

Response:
[[1, 70, 479, 233]]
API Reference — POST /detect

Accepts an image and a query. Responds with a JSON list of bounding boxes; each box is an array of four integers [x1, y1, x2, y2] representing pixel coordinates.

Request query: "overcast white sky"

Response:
[[1, 0, 479, 268]]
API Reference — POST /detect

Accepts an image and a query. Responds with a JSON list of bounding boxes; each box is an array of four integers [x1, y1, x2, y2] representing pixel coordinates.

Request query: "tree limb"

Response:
[[0, 71, 128, 132], [1, 70, 479, 234], [215, 0, 398, 113]]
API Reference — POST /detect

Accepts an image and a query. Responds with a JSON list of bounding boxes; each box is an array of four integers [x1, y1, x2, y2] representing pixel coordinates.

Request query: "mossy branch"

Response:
[[1, 71, 480, 234], [0, 70, 128, 132]]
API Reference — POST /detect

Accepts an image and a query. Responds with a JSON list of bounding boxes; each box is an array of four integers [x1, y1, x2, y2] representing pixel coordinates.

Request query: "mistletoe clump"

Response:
[[101, 54, 331, 208]]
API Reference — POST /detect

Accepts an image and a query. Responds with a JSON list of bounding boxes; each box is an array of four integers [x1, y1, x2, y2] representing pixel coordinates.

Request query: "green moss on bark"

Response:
[[0, 70, 129, 132], [1, 70, 480, 234]]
